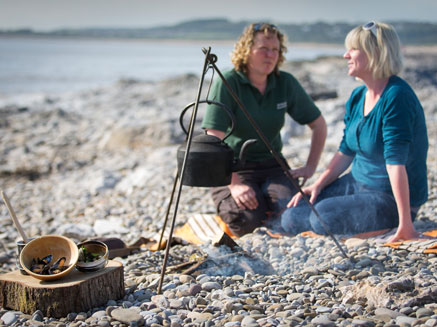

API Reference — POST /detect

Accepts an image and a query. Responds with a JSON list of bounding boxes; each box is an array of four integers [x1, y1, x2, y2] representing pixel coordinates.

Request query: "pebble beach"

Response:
[[0, 46, 437, 327]]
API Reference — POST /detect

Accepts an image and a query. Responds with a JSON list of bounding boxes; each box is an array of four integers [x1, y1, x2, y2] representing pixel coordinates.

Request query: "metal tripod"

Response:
[[156, 47, 349, 294]]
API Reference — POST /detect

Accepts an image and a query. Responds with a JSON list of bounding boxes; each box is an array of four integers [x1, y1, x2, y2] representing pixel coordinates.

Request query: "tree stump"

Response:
[[0, 260, 124, 318]]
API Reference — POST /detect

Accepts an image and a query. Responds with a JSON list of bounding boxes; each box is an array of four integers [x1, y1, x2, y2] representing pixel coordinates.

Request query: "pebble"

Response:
[[1, 52, 437, 327], [0, 311, 19, 326], [110, 308, 143, 325]]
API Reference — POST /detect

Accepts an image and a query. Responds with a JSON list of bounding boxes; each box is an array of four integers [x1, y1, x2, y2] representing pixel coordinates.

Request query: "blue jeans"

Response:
[[280, 173, 417, 236]]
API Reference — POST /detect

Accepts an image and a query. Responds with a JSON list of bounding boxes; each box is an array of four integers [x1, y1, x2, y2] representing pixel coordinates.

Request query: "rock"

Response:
[[201, 281, 222, 291], [311, 314, 337, 327], [110, 308, 144, 326], [0, 311, 19, 326], [55, 223, 95, 240]]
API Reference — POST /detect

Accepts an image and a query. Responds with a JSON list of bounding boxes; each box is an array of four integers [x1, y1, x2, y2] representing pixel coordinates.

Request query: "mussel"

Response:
[[49, 256, 66, 274], [30, 255, 69, 275], [40, 254, 52, 265]]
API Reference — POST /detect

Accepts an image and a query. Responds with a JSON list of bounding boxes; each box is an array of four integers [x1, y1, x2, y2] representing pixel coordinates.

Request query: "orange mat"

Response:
[[174, 214, 236, 245]]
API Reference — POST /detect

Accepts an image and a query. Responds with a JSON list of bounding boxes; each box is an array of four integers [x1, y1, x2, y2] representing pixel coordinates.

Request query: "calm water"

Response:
[[0, 36, 344, 95]]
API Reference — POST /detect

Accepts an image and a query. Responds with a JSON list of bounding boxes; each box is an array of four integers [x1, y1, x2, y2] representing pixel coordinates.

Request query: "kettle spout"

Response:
[[233, 139, 257, 171]]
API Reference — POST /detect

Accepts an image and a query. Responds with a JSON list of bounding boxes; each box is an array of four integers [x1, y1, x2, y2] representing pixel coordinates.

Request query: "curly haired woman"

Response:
[[201, 23, 327, 236]]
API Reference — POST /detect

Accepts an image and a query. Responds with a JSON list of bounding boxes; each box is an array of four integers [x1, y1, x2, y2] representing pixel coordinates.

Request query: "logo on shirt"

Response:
[[276, 101, 287, 110]]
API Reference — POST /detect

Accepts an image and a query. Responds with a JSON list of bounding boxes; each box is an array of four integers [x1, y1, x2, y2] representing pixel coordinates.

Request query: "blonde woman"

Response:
[[201, 23, 327, 236], [282, 22, 429, 242]]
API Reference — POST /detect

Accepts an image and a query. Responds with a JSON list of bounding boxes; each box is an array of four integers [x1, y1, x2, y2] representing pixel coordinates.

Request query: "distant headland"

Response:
[[1, 18, 437, 45]]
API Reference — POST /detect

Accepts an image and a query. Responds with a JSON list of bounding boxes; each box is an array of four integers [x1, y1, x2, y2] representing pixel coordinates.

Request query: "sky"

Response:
[[1, 0, 436, 31]]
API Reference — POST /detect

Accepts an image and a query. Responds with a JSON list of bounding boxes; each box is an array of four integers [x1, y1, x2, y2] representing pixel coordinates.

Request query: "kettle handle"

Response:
[[179, 100, 236, 141]]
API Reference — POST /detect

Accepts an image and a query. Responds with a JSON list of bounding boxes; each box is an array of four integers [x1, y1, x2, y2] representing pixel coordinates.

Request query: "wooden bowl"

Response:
[[76, 240, 109, 272], [20, 235, 79, 281]]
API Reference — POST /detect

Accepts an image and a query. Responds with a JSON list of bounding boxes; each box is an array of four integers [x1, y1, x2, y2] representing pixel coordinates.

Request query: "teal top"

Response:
[[339, 75, 428, 207], [201, 69, 321, 162]]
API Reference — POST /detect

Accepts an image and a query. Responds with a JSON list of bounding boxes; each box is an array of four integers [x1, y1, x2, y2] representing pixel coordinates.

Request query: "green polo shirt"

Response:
[[201, 69, 321, 162]]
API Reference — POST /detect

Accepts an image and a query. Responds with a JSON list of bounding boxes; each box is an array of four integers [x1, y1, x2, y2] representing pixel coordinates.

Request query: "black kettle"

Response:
[[177, 100, 256, 187]]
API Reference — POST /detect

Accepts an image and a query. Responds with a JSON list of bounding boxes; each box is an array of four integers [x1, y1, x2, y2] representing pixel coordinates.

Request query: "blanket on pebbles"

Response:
[[173, 213, 437, 254]]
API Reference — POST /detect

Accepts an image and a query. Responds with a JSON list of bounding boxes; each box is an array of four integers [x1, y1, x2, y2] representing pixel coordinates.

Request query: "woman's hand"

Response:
[[229, 183, 258, 210], [289, 165, 316, 186], [287, 183, 322, 208]]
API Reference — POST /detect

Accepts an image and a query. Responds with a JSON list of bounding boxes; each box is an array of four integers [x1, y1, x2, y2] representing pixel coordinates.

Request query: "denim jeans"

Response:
[[211, 159, 298, 236], [280, 173, 417, 236]]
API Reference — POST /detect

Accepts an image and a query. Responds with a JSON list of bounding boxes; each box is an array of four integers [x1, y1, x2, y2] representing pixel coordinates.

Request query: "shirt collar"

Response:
[[235, 70, 278, 93]]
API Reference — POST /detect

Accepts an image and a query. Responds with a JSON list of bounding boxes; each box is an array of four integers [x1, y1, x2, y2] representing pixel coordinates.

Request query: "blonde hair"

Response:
[[231, 23, 287, 75], [345, 21, 403, 79]]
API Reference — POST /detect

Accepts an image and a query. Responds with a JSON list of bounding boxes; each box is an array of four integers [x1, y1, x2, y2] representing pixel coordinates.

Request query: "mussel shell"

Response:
[[48, 256, 67, 274], [39, 254, 53, 265], [30, 263, 44, 274], [51, 256, 66, 269]]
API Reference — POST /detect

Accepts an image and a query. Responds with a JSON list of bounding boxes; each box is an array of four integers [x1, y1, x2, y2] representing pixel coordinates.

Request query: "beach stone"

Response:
[[302, 267, 319, 276], [55, 223, 95, 239], [168, 299, 183, 309], [232, 315, 245, 322], [311, 314, 337, 327], [186, 312, 212, 323], [374, 308, 403, 322], [151, 295, 170, 308], [91, 310, 107, 319], [224, 322, 241, 327], [189, 283, 202, 296], [232, 275, 244, 281], [202, 281, 222, 291], [416, 307, 434, 318], [0, 311, 19, 326], [396, 315, 418, 325], [179, 275, 194, 284], [75, 312, 88, 321], [351, 319, 376, 326], [241, 315, 257, 326], [345, 238, 369, 249], [31, 310, 44, 322], [110, 308, 144, 326]]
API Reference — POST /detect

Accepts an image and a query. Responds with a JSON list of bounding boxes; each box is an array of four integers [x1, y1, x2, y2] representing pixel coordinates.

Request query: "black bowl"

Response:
[[76, 240, 109, 272]]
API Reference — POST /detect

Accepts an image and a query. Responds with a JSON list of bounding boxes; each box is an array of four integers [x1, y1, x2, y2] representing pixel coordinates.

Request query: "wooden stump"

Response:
[[0, 260, 124, 318]]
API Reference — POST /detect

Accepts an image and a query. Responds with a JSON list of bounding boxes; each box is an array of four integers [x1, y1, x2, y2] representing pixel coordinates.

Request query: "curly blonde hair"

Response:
[[231, 23, 287, 75], [345, 21, 403, 79]]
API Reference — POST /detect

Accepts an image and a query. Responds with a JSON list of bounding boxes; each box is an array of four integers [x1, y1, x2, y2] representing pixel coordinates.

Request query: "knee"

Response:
[[280, 209, 293, 233], [225, 210, 265, 237], [308, 201, 345, 235], [309, 214, 329, 235], [281, 206, 311, 235]]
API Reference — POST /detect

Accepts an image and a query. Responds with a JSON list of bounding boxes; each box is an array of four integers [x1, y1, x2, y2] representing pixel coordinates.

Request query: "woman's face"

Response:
[[247, 32, 280, 77], [344, 47, 369, 78]]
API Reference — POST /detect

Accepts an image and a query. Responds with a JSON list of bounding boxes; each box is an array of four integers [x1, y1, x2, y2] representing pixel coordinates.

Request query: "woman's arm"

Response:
[[288, 151, 353, 207], [205, 129, 225, 139], [386, 164, 419, 242]]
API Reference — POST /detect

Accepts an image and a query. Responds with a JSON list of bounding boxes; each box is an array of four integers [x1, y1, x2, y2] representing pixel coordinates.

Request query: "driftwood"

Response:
[[0, 260, 124, 318]]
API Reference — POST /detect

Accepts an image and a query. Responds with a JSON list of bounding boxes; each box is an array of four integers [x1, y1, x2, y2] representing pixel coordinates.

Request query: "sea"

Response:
[[0, 36, 344, 95]]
